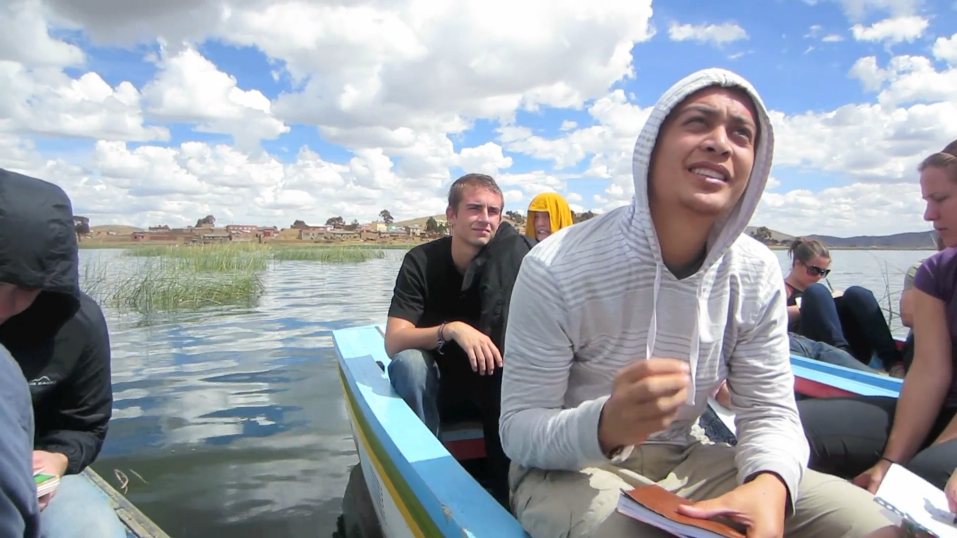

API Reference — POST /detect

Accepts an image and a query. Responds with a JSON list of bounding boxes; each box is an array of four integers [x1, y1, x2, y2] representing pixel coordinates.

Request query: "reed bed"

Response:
[[84, 257, 264, 314], [85, 242, 385, 314], [270, 246, 385, 263], [123, 244, 270, 272]]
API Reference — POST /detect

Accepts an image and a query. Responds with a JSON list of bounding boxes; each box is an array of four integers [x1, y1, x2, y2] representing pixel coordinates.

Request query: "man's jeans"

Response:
[[40, 474, 127, 538], [387, 348, 510, 505], [789, 333, 876, 373], [799, 284, 901, 370], [387, 349, 442, 436]]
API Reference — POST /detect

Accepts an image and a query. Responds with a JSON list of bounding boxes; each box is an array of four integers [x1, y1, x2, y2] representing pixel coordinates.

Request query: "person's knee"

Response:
[[387, 349, 435, 391], [907, 448, 955, 490], [40, 475, 125, 538], [842, 286, 877, 307], [803, 283, 832, 301], [791, 470, 893, 537], [512, 467, 649, 538]]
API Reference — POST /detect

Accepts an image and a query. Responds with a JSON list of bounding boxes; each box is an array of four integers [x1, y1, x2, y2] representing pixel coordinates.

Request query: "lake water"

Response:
[[82, 247, 933, 537]]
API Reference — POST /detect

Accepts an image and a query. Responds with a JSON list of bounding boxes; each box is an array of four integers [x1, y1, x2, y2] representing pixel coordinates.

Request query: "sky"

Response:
[[1, 0, 956, 237]]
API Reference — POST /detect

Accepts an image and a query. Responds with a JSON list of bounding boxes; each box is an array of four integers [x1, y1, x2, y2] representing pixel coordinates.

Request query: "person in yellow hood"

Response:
[[525, 192, 574, 242]]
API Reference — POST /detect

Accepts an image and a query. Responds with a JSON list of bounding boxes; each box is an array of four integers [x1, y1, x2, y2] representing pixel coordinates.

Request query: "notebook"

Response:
[[33, 470, 60, 498], [616, 485, 746, 538], [874, 463, 957, 538]]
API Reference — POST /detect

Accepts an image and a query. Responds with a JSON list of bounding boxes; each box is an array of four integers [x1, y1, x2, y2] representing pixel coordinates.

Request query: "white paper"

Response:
[[875, 464, 957, 538], [616, 494, 724, 538], [707, 398, 736, 436]]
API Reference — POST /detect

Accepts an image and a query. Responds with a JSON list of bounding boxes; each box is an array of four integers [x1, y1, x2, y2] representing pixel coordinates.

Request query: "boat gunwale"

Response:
[[334, 324, 530, 537]]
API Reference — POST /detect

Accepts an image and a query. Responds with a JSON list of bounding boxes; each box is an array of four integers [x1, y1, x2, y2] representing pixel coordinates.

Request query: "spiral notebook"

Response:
[[874, 463, 957, 538]]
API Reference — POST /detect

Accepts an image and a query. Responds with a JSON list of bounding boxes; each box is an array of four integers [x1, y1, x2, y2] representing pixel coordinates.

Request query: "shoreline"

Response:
[[79, 241, 937, 252], [78, 241, 420, 250]]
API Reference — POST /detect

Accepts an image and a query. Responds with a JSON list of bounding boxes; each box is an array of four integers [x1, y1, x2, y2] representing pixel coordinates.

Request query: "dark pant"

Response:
[[789, 332, 877, 373], [799, 395, 957, 489], [799, 284, 901, 370], [387, 348, 510, 506]]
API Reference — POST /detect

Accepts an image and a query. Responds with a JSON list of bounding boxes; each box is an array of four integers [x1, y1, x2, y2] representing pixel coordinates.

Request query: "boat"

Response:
[[333, 324, 904, 538], [80, 467, 169, 538]]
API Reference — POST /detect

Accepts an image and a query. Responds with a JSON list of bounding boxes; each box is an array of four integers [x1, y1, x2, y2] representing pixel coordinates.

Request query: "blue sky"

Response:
[[2, 0, 955, 235]]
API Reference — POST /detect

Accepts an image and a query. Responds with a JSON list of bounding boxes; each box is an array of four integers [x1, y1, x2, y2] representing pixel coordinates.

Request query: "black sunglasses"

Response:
[[804, 263, 830, 278]]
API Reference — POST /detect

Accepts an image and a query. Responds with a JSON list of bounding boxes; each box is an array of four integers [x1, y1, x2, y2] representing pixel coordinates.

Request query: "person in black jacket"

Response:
[[384, 173, 535, 506], [0, 169, 125, 538], [0, 343, 40, 538]]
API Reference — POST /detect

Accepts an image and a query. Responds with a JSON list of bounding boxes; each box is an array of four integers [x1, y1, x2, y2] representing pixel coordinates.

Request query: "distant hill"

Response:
[[807, 231, 939, 249], [745, 226, 794, 243], [90, 225, 142, 235], [393, 213, 524, 228], [393, 214, 446, 228]]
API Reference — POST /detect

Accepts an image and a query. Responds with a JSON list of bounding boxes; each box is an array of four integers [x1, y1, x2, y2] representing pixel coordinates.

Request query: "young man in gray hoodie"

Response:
[[499, 68, 896, 537]]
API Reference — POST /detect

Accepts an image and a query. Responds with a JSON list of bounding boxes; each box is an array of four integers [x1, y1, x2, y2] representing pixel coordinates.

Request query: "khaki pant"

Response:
[[510, 442, 893, 538]]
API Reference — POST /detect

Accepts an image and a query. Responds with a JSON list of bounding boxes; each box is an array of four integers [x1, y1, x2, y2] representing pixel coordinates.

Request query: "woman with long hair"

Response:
[[799, 140, 957, 493]]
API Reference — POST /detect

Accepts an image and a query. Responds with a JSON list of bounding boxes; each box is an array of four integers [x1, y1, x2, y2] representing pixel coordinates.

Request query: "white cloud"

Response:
[[850, 15, 929, 45], [0, 1, 167, 142], [806, 0, 923, 21], [0, 62, 169, 142], [806, 24, 825, 38], [933, 32, 957, 65], [668, 22, 749, 47], [849, 54, 957, 106], [141, 43, 289, 151], [822, 34, 846, 42], [0, 0, 951, 239], [0, 0, 84, 67], [457, 143, 513, 177], [753, 182, 926, 237]]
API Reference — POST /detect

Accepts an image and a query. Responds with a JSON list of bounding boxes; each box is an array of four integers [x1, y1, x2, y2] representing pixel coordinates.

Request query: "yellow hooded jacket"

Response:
[[525, 192, 574, 241]]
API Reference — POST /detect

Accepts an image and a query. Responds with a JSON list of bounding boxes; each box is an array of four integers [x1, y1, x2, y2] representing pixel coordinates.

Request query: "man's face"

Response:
[[446, 186, 503, 248], [0, 283, 40, 325], [649, 86, 759, 218]]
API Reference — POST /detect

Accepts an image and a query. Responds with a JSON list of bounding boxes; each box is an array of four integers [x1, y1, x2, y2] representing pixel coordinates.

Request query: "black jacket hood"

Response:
[[0, 169, 81, 344]]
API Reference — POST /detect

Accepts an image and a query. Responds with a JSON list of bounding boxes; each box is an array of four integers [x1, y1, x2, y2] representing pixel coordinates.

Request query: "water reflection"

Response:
[[84, 248, 401, 537], [82, 246, 927, 537]]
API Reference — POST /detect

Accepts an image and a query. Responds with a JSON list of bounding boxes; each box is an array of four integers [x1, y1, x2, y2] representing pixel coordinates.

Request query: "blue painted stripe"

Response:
[[790, 355, 902, 397], [334, 325, 529, 537]]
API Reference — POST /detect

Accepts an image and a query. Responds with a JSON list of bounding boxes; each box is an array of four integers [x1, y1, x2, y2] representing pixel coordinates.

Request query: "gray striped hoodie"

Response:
[[499, 68, 808, 505]]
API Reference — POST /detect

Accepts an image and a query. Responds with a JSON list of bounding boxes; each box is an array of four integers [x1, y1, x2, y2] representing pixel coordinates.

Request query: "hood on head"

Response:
[[0, 169, 80, 344], [629, 68, 774, 269], [525, 192, 574, 240]]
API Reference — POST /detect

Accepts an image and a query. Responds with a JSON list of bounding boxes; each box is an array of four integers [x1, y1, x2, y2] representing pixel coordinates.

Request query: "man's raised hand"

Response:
[[598, 358, 690, 452]]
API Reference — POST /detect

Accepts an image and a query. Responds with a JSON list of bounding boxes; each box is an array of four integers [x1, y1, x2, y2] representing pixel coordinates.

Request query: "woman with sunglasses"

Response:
[[784, 237, 903, 375], [798, 140, 957, 497]]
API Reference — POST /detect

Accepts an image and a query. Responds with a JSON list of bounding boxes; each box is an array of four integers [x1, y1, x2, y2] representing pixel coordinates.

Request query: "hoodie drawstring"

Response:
[[645, 263, 662, 366], [647, 262, 701, 406]]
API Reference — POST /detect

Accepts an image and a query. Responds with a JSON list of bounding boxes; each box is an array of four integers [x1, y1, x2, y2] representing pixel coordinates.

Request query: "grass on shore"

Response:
[[84, 257, 265, 313], [123, 243, 386, 264], [271, 247, 385, 263], [85, 243, 385, 314], [123, 243, 270, 271]]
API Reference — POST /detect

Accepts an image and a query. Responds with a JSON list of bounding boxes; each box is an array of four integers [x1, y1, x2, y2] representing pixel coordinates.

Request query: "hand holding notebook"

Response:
[[874, 464, 957, 538], [617, 485, 746, 537]]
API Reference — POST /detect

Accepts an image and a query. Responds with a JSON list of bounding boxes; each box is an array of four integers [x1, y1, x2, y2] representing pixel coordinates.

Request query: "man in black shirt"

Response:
[[385, 173, 535, 505]]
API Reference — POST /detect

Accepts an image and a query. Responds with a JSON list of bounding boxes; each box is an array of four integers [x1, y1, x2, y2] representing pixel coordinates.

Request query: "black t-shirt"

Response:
[[388, 237, 481, 330]]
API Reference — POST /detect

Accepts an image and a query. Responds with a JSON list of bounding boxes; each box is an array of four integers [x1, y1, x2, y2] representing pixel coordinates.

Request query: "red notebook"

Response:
[[616, 485, 746, 538]]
